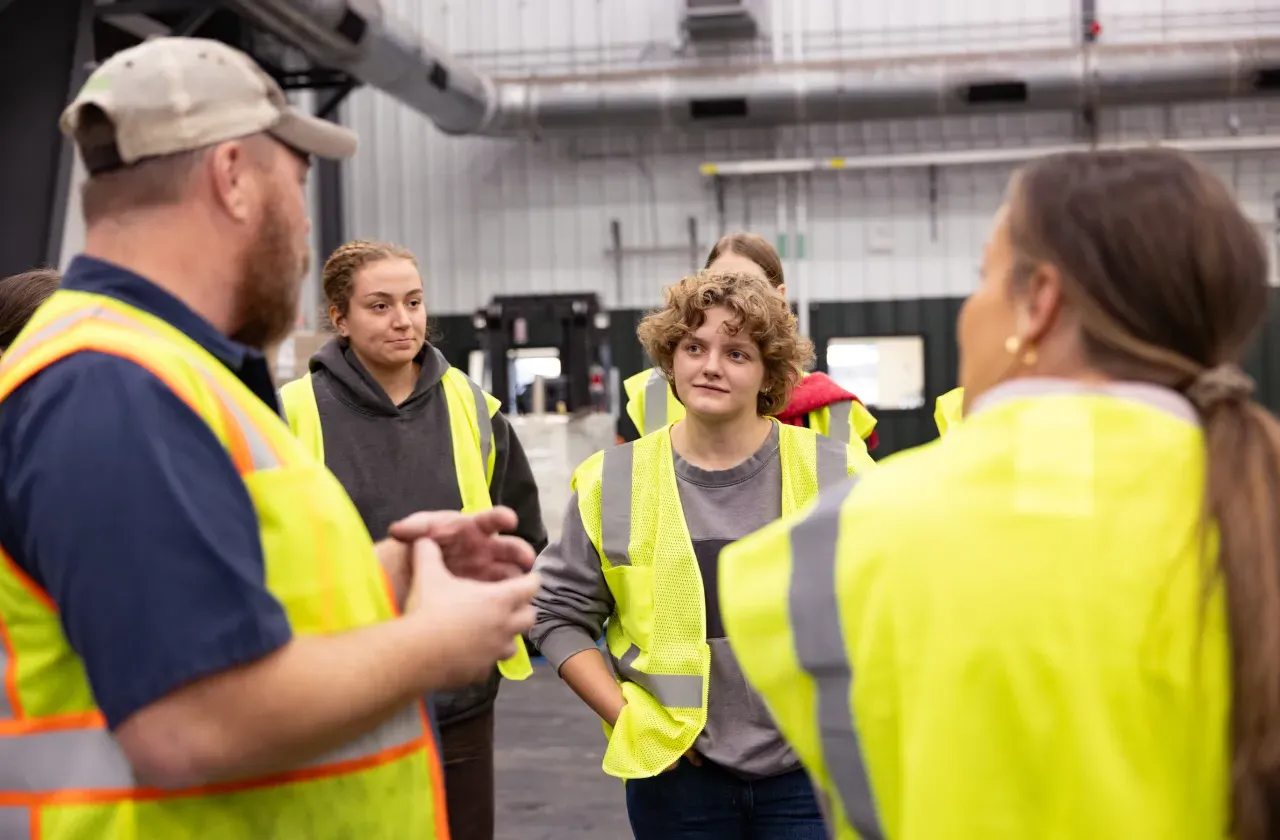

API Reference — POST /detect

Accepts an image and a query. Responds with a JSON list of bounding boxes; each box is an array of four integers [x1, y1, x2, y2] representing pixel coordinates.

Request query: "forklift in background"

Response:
[[472, 293, 617, 543], [471, 292, 613, 416]]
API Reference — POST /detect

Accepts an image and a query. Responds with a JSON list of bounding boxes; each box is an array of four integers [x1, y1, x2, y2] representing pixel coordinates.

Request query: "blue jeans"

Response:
[[625, 757, 827, 840]]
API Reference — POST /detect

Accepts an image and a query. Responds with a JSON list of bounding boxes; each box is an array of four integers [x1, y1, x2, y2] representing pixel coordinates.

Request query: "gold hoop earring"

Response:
[[1004, 335, 1038, 367]]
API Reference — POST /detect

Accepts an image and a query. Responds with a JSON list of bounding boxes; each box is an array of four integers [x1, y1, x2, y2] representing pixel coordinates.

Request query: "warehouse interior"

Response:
[[3, 0, 1280, 836]]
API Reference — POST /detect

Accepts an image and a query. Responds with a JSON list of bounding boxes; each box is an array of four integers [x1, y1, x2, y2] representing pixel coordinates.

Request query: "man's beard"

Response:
[[229, 192, 308, 351]]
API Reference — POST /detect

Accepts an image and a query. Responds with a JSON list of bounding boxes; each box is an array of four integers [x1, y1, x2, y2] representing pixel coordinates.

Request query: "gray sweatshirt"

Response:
[[532, 423, 830, 779], [307, 337, 548, 727]]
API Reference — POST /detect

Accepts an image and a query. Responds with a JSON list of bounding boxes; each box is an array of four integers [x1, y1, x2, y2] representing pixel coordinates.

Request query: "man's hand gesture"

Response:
[[388, 506, 535, 582], [404, 536, 540, 688]]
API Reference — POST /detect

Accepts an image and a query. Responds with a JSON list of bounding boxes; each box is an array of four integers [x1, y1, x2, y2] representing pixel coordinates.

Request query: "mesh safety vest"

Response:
[[279, 367, 533, 682], [623, 367, 877, 444], [0, 289, 449, 840], [720, 385, 1230, 840], [574, 420, 875, 779]]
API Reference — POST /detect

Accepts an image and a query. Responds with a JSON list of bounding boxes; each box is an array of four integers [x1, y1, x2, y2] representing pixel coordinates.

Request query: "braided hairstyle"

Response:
[[321, 240, 418, 324]]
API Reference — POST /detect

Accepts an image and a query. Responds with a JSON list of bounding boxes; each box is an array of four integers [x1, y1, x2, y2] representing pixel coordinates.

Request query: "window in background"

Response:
[[508, 347, 562, 391], [826, 336, 926, 410], [507, 347, 562, 413]]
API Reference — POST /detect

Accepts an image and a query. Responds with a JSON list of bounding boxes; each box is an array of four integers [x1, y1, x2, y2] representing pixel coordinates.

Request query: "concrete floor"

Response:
[[493, 663, 632, 840]]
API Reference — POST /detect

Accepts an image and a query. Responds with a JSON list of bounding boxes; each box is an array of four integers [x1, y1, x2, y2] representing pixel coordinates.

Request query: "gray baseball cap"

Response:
[[61, 36, 358, 173]]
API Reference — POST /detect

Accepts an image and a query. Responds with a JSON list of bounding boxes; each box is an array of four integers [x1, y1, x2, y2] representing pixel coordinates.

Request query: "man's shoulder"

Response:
[[5, 350, 186, 421], [0, 350, 229, 467]]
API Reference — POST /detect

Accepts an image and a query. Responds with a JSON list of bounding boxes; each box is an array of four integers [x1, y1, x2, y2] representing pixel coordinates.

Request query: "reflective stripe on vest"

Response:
[[579, 422, 860, 778], [0, 304, 280, 474], [460, 372, 494, 476], [0, 291, 448, 839], [643, 369, 669, 433], [787, 480, 884, 839], [826, 400, 852, 444], [0, 700, 424, 794]]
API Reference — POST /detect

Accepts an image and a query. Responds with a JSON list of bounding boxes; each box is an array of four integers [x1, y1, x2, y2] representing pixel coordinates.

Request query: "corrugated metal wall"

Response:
[[344, 0, 1280, 316]]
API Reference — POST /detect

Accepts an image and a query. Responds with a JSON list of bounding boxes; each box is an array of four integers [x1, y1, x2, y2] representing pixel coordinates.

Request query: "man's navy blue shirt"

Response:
[[0, 256, 294, 729]]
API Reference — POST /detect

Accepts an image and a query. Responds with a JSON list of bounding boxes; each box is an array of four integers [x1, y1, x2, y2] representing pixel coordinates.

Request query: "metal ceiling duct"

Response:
[[233, 0, 1280, 137], [231, 0, 497, 134]]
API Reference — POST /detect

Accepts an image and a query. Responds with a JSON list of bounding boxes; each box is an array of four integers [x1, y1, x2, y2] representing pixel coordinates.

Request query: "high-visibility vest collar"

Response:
[[623, 366, 878, 445], [573, 421, 869, 778], [278, 362, 533, 682]]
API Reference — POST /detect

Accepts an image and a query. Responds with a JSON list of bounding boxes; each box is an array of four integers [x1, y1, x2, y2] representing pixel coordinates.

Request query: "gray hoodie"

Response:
[[307, 337, 548, 727]]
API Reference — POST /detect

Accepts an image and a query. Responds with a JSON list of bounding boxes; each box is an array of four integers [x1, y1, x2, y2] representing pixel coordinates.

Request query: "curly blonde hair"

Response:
[[637, 271, 813, 416], [322, 239, 418, 318]]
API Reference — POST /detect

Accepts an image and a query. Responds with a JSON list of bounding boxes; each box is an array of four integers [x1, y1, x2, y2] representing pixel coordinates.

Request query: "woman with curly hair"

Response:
[[620, 232, 880, 450], [530, 270, 876, 839]]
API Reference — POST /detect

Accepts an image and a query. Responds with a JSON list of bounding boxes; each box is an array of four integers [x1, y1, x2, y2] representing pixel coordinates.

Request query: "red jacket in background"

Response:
[[776, 371, 879, 451]]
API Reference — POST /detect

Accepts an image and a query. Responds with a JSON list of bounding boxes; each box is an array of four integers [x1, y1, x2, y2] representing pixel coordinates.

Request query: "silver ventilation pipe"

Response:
[[488, 40, 1280, 134], [231, 0, 496, 134], [234, 0, 1280, 137]]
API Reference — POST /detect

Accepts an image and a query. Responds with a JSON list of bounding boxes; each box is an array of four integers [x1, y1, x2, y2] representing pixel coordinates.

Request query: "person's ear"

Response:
[[207, 140, 264, 224], [330, 304, 348, 338], [1014, 262, 1064, 349]]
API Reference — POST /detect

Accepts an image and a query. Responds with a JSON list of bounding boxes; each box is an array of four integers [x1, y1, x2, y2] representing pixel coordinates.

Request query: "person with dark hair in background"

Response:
[[620, 233, 880, 450], [279, 238, 547, 840], [0, 268, 59, 357], [722, 147, 1279, 840]]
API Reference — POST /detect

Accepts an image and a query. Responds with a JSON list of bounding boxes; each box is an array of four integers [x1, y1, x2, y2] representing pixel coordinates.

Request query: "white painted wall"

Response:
[[342, 0, 1280, 313]]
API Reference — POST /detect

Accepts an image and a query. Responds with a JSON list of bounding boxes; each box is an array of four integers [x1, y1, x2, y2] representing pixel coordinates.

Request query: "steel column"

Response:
[[0, 0, 93, 277], [315, 99, 349, 263]]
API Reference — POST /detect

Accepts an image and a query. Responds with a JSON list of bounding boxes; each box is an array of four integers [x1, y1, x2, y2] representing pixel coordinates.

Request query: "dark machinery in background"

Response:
[[0, 0, 363, 280], [474, 293, 611, 416]]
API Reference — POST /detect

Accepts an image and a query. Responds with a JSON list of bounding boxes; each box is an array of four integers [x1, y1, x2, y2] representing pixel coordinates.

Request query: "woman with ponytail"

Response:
[[720, 147, 1280, 839]]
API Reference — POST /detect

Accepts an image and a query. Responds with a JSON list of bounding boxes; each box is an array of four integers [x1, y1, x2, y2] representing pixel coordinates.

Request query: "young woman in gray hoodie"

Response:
[[281, 240, 547, 840]]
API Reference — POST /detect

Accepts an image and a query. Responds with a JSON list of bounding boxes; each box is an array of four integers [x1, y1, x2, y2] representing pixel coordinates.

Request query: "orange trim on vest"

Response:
[[0, 335, 255, 475], [0, 712, 436, 808], [0, 712, 106, 737], [0, 308, 450, 835], [0, 316, 291, 476]]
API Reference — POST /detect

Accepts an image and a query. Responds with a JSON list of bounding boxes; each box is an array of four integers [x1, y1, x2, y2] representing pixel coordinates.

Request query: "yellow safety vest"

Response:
[[574, 420, 875, 779], [0, 289, 449, 839], [933, 386, 965, 436], [279, 366, 533, 682], [720, 385, 1230, 840], [623, 367, 878, 444]]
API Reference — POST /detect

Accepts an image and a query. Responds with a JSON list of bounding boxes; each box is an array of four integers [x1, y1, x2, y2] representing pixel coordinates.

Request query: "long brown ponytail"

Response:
[[1007, 148, 1280, 838]]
